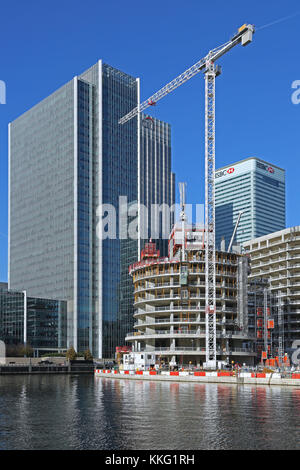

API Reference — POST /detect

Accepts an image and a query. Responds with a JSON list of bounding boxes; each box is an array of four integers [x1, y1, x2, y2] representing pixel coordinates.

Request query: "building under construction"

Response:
[[247, 278, 281, 366], [245, 227, 300, 364], [126, 226, 256, 367]]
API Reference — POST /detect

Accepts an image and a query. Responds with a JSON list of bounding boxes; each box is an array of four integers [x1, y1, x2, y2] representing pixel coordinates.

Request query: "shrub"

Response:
[[84, 349, 93, 361], [66, 346, 77, 361]]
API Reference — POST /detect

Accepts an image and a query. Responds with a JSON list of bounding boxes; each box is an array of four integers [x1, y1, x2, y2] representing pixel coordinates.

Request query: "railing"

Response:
[[127, 330, 256, 340], [135, 283, 182, 292], [127, 330, 202, 337], [136, 347, 255, 354], [133, 268, 238, 281], [134, 319, 202, 328], [144, 347, 202, 352], [134, 306, 236, 314]]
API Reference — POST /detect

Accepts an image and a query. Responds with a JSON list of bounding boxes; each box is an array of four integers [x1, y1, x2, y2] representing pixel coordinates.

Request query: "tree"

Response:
[[20, 344, 34, 357], [6, 343, 33, 357], [84, 349, 93, 361], [66, 346, 77, 361]]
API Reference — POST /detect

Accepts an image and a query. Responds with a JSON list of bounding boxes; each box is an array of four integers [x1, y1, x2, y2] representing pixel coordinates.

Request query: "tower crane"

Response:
[[119, 23, 255, 368]]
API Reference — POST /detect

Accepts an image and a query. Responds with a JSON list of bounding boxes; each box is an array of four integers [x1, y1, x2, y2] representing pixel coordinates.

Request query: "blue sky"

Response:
[[1, 0, 300, 281]]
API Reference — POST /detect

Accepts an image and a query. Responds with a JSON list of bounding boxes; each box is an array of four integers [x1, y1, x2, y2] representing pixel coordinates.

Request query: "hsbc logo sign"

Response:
[[257, 161, 275, 174], [215, 167, 235, 178], [215, 162, 276, 179]]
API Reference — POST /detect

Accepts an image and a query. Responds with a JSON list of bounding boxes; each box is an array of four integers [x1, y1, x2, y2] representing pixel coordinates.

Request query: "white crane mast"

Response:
[[204, 59, 217, 365], [179, 182, 187, 262], [119, 24, 255, 368]]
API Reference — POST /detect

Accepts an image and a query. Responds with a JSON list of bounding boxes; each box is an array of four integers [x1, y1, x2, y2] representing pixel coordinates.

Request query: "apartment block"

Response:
[[244, 227, 300, 355]]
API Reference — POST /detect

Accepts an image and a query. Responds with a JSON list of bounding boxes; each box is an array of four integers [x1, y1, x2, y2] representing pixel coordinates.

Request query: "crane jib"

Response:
[[118, 24, 254, 125]]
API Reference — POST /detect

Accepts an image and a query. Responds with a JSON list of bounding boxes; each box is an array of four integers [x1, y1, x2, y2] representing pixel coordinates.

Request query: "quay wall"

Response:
[[95, 370, 300, 387]]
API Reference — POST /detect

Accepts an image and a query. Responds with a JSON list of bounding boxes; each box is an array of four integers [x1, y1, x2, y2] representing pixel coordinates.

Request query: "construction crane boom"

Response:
[[119, 23, 255, 368], [119, 24, 254, 125]]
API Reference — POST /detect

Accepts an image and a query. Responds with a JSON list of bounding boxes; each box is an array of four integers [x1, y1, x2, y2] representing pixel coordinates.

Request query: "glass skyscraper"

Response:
[[215, 157, 285, 250], [9, 61, 174, 358], [140, 113, 175, 257]]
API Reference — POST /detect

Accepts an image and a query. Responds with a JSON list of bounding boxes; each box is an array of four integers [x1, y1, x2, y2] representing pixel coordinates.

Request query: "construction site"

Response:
[[117, 24, 256, 370], [126, 229, 256, 367], [106, 23, 295, 374]]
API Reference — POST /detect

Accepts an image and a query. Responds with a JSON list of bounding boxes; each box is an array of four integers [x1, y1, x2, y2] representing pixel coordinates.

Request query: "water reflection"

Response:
[[0, 375, 299, 449]]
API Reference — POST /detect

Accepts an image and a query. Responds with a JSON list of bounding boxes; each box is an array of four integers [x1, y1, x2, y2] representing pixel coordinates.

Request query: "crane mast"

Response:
[[204, 60, 217, 365], [179, 182, 187, 262], [119, 24, 255, 369]]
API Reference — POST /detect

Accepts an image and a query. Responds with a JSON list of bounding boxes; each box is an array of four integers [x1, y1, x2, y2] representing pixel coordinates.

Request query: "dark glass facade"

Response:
[[77, 80, 94, 353], [79, 62, 138, 358], [101, 64, 138, 358], [140, 114, 175, 257], [0, 285, 67, 352], [0, 285, 24, 346], [27, 297, 67, 350]]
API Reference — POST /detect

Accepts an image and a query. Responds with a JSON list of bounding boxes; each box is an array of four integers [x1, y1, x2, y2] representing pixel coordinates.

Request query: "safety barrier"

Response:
[[94, 370, 300, 381], [95, 370, 257, 378], [240, 372, 256, 378]]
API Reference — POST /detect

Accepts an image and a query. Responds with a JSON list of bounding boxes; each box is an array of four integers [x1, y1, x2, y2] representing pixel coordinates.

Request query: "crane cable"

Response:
[[256, 10, 300, 31]]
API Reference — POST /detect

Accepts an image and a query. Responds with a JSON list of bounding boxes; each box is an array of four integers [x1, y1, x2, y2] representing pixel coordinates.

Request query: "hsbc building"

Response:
[[215, 157, 286, 249]]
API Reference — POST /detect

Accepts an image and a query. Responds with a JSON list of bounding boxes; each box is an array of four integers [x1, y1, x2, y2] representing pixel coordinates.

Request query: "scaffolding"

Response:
[[237, 256, 249, 334], [278, 290, 284, 366]]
